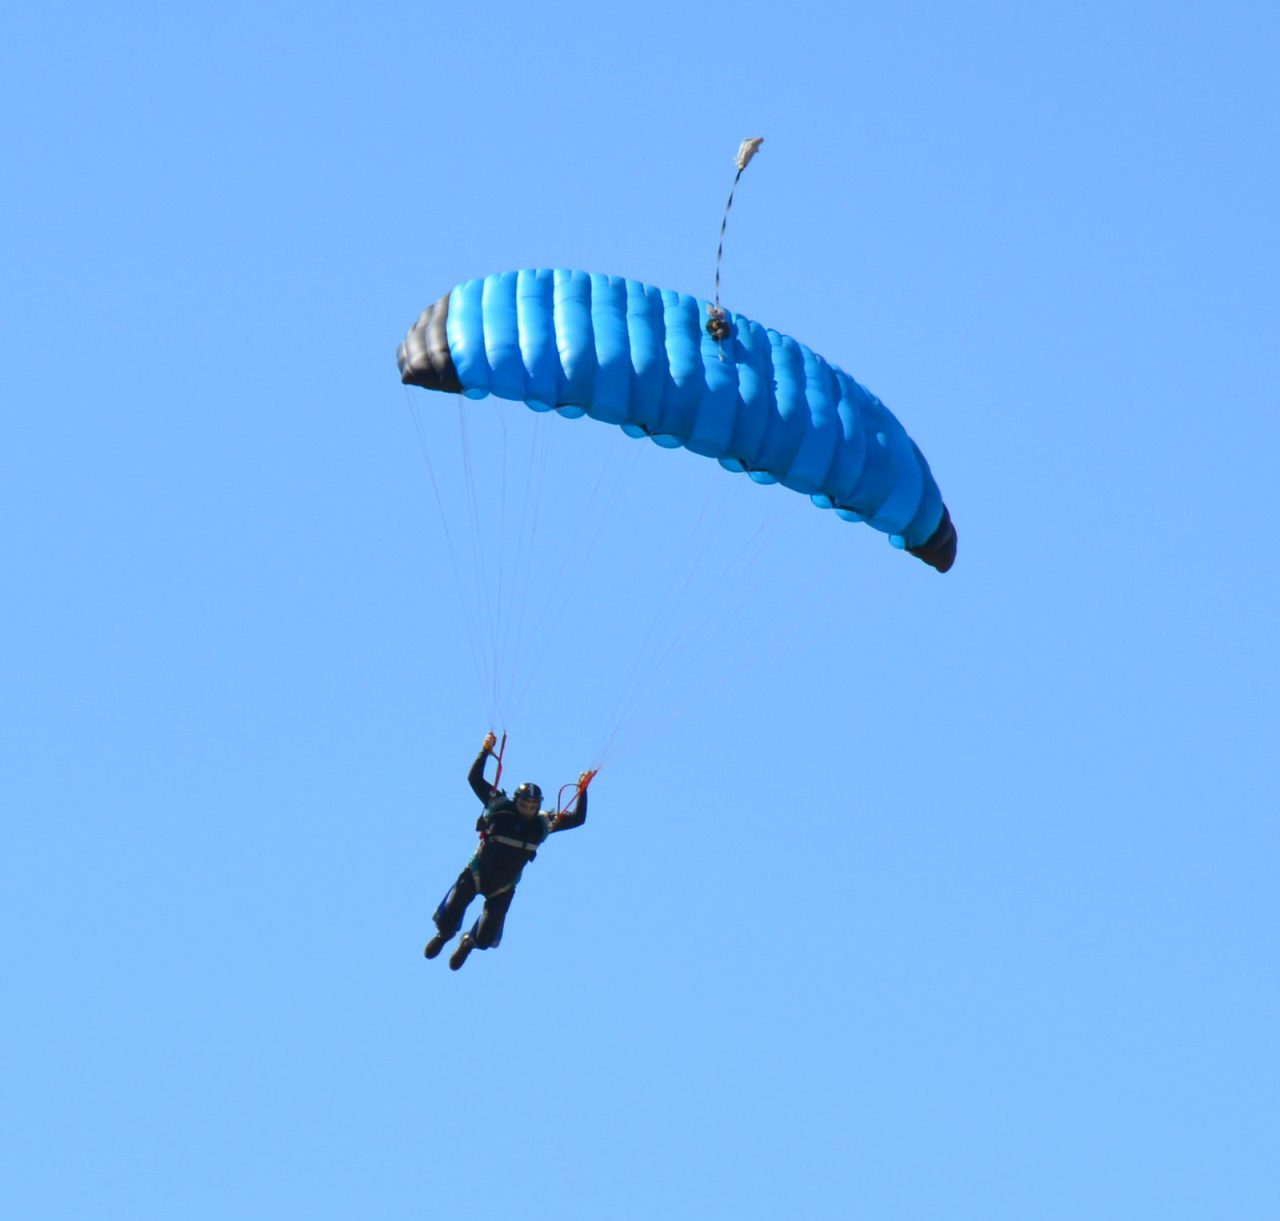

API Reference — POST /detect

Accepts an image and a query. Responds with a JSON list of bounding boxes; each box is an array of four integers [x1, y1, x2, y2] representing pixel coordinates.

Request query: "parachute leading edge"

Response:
[[398, 269, 957, 572]]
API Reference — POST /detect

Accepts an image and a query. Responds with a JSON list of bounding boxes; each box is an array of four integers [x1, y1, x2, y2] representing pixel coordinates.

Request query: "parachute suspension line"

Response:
[[495, 408, 561, 724], [428, 395, 562, 733], [492, 406, 511, 714], [504, 432, 645, 724], [593, 484, 807, 770], [655, 546, 846, 741], [506, 411, 571, 718], [454, 401, 505, 725], [494, 409, 551, 724], [594, 474, 744, 764], [671, 496, 866, 732], [618, 502, 801, 747], [405, 392, 496, 726], [708, 137, 764, 359]]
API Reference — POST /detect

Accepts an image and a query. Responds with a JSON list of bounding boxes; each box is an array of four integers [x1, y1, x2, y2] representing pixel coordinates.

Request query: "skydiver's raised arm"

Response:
[[552, 788, 586, 831], [549, 771, 594, 833]]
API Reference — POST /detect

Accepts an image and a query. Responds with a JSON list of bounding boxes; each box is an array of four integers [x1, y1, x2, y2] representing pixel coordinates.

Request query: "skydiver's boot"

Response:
[[424, 930, 452, 960], [449, 934, 476, 971]]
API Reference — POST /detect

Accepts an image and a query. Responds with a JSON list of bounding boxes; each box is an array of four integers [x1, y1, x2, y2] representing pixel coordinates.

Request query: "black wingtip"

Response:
[[907, 505, 957, 573], [397, 292, 463, 393]]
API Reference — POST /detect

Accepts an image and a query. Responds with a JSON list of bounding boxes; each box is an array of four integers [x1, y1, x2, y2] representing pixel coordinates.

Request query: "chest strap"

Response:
[[488, 834, 539, 853]]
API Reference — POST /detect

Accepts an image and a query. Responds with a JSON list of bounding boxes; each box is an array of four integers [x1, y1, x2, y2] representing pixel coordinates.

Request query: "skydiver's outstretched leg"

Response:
[[425, 869, 477, 959], [471, 886, 516, 950], [449, 886, 517, 970]]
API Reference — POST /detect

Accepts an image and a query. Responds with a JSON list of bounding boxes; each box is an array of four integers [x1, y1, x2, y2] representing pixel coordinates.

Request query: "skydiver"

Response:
[[424, 732, 594, 971]]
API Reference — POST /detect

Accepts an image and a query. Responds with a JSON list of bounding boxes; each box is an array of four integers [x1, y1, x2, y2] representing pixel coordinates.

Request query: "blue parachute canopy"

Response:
[[398, 269, 955, 571]]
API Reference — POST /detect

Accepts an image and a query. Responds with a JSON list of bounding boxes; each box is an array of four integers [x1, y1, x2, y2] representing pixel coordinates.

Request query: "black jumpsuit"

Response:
[[431, 750, 588, 950]]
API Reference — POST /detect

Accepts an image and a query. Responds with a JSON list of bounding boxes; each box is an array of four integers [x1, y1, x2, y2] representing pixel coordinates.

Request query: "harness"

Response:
[[468, 805, 549, 896]]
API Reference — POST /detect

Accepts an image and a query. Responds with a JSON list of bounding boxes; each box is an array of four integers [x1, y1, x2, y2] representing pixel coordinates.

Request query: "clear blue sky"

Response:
[[4, 3, 1278, 1218]]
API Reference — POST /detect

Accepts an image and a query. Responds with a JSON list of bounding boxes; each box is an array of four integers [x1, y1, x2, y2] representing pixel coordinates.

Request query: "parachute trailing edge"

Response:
[[398, 269, 956, 572]]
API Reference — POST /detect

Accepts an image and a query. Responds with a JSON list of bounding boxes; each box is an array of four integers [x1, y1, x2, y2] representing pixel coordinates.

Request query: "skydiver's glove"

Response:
[[482, 732, 497, 754]]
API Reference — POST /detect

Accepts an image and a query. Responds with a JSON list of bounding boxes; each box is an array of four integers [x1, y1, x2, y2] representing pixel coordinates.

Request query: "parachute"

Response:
[[397, 268, 956, 572]]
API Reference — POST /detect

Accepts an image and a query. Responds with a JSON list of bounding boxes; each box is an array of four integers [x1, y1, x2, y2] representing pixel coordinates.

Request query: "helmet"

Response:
[[513, 782, 542, 806]]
